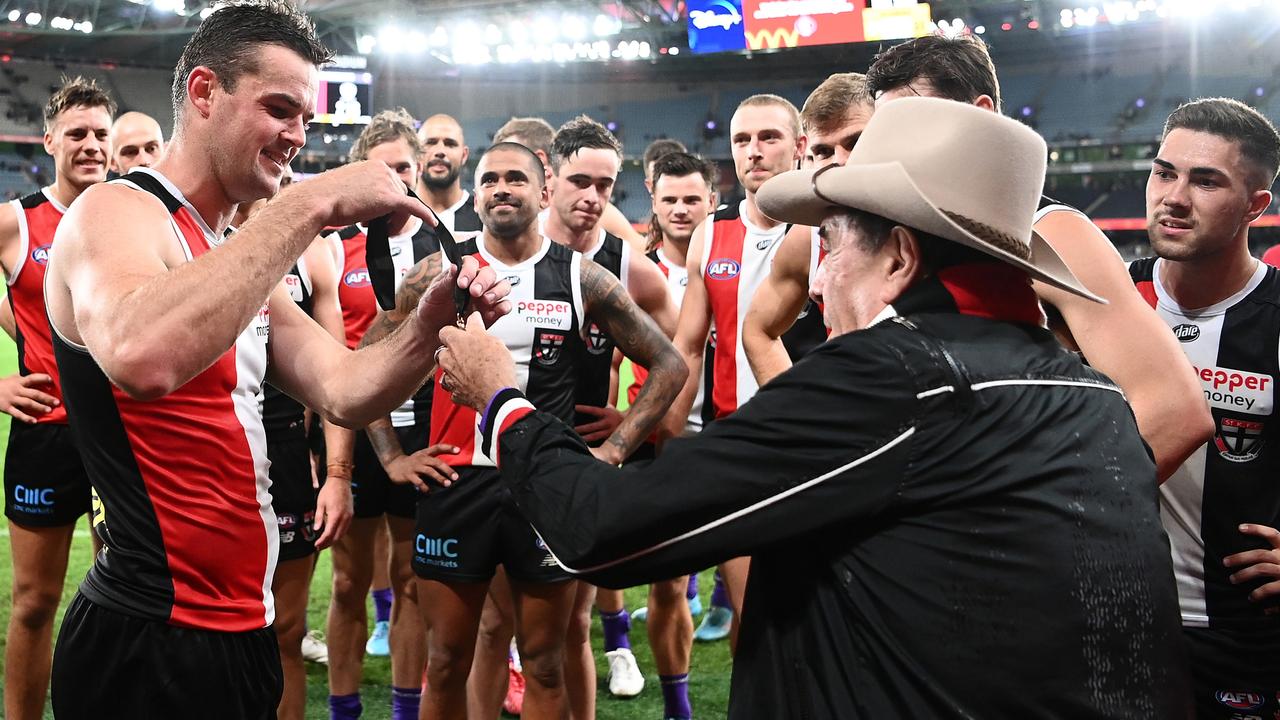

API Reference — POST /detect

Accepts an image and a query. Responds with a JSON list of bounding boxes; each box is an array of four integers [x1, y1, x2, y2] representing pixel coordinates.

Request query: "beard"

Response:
[[422, 163, 460, 189]]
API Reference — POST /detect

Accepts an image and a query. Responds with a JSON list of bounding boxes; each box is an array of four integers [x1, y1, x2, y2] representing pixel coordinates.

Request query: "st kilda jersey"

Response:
[[437, 190, 482, 234], [628, 248, 714, 433], [574, 230, 628, 427], [52, 167, 275, 631], [6, 188, 69, 424], [334, 219, 439, 428], [260, 259, 314, 433], [432, 235, 585, 467], [1132, 257, 1280, 628]]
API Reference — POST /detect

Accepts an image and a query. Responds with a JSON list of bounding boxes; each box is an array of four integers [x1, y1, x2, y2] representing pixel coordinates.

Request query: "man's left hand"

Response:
[[312, 476, 354, 550], [438, 312, 518, 411], [574, 404, 624, 443], [417, 255, 513, 332], [1225, 523, 1280, 613]]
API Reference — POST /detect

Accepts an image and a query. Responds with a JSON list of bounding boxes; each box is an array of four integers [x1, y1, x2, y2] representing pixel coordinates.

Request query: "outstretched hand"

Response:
[[437, 312, 518, 411]]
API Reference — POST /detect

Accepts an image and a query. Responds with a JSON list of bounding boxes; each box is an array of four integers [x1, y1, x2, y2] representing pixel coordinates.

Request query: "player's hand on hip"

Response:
[[0, 372, 58, 424], [1225, 523, 1280, 613], [312, 477, 354, 550], [299, 160, 436, 230], [574, 404, 624, 443], [387, 444, 460, 493], [437, 312, 518, 411], [416, 255, 513, 332]]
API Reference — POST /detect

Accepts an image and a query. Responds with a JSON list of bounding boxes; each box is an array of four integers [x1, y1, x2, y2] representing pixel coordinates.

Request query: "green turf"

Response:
[[0, 352, 735, 718]]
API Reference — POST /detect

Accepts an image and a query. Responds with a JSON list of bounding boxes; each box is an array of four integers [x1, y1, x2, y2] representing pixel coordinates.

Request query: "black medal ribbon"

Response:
[[365, 187, 468, 318]]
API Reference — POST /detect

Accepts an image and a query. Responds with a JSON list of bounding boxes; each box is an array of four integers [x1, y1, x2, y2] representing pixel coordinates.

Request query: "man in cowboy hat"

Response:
[[432, 97, 1191, 718]]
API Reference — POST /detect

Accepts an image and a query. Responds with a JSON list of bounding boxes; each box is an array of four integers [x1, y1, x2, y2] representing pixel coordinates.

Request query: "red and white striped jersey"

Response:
[[8, 188, 69, 424], [701, 201, 787, 418], [53, 167, 275, 632], [431, 235, 585, 467]]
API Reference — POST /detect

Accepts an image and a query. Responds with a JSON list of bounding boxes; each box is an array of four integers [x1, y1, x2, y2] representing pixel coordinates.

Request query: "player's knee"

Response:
[[651, 578, 686, 606], [10, 582, 61, 628], [476, 607, 514, 648], [330, 569, 367, 604], [519, 645, 567, 691], [565, 606, 592, 645], [425, 643, 473, 689]]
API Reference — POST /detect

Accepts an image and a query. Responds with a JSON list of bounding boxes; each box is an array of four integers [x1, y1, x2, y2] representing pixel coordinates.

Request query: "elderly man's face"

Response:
[[810, 212, 899, 336]]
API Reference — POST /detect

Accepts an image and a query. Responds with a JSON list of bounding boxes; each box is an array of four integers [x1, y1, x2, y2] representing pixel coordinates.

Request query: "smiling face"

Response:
[[202, 44, 317, 203], [549, 147, 619, 235], [1146, 128, 1265, 262], [476, 147, 547, 239], [45, 104, 112, 190], [652, 172, 712, 245]]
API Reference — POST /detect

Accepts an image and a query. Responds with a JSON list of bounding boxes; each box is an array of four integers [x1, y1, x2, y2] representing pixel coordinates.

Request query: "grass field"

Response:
[[0, 345, 736, 719]]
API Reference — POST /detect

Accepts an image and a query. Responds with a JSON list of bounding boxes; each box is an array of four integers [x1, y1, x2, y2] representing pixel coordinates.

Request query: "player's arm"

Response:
[[0, 295, 13, 341], [52, 162, 432, 400], [0, 207, 56, 422], [1032, 210, 1213, 482], [600, 203, 647, 252], [0, 200, 21, 281], [265, 254, 509, 429], [657, 219, 712, 443], [580, 259, 687, 464], [743, 224, 812, 386], [624, 246, 679, 337]]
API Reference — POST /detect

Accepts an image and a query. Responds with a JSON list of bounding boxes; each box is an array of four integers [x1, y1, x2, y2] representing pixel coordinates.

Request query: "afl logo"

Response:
[[344, 269, 371, 288], [1215, 690, 1263, 710], [31, 244, 51, 266], [1172, 323, 1200, 343], [707, 258, 740, 280]]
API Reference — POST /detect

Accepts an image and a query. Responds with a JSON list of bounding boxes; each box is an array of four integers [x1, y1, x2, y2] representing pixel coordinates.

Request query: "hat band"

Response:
[[941, 210, 1032, 261]]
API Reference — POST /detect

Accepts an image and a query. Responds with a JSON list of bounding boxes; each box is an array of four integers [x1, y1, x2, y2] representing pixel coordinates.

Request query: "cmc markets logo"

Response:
[[690, 1, 743, 30], [416, 535, 459, 558], [1172, 323, 1200, 343], [707, 258, 740, 280], [31, 244, 51, 265], [13, 484, 53, 508], [344, 269, 371, 288]]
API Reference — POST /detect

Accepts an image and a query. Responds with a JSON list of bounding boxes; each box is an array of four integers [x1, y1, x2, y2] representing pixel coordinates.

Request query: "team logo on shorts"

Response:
[[31, 244, 51, 265], [344, 269, 371, 288], [1216, 691, 1265, 711], [533, 330, 566, 366], [1216, 417, 1265, 463], [707, 258, 740, 280], [585, 322, 610, 355]]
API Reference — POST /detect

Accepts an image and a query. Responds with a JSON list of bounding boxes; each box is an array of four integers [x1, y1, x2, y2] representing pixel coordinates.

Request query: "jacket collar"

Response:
[[888, 263, 1046, 327]]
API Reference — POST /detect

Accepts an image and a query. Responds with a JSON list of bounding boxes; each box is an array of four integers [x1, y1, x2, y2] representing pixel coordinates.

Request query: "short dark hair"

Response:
[[171, 0, 332, 123], [866, 35, 1001, 111], [651, 151, 716, 190], [493, 117, 555, 158], [350, 108, 421, 162], [480, 141, 546, 186], [45, 76, 116, 130], [801, 72, 872, 136], [643, 138, 687, 172], [1164, 97, 1280, 189], [550, 115, 623, 173], [829, 208, 990, 271]]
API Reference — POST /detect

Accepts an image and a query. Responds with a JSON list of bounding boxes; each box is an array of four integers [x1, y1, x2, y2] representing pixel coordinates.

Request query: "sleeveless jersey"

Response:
[[431, 235, 585, 467], [53, 167, 275, 631], [1131, 257, 1280, 629], [628, 248, 714, 433], [335, 220, 438, 428], [260, 258, 314, 432], [574, 231, 629, 423], [701, 201, 787, 417], [438, 190, 482, 234], [7, 188, 68, 424]]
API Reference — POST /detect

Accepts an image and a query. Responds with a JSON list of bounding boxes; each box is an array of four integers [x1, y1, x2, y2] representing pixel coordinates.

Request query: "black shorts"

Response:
[[413, 466, 567, 584], [51, 593, 282, 720], [314, 421, 427, 520], [266, 422, 318, 562], [4, 421, 91, 527], [1184, 624, 1280, 719]]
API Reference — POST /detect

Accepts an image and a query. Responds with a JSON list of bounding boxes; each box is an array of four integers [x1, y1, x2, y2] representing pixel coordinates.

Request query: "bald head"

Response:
[[111, 111, 165, 174], [418, 113, 469, 191]]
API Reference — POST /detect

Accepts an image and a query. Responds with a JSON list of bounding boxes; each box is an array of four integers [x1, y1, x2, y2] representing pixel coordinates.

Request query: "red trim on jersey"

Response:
[[705, 218, 746, 418], [431, 251, 491, 465], [9, 197, 67, 423], [1135, 280, 1158, 310], [119, 208, 268, 630], [337, 230, 376, 349], [936, 264, 1046, 327]]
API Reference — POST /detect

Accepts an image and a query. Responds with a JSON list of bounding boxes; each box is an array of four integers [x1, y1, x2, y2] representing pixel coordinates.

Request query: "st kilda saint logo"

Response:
[[585, 322, 610, 355], [1216, 416, 1265, 463], [533, 329, 566, 366]]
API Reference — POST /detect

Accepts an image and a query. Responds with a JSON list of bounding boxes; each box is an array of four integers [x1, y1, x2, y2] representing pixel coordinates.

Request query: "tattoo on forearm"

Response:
[[359, 251, 442, 349], [364, 416, 404, 465], [581, 260, 686, 459]]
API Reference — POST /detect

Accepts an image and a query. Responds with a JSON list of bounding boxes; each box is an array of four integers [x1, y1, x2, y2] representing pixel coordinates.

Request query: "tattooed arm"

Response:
[[581, 259, 688, 464], [360, 250, 444, 349]]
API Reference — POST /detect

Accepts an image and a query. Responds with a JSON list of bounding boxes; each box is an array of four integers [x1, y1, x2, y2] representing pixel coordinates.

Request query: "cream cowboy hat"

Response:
[[757, 96, 1103, 303]]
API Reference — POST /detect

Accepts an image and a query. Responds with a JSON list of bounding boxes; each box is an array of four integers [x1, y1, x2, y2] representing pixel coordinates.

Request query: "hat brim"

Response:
[[758, 165, 1106, 304]]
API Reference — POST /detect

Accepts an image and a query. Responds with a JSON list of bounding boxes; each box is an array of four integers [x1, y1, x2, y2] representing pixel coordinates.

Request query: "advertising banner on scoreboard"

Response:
[[688, 0, 930, 54]]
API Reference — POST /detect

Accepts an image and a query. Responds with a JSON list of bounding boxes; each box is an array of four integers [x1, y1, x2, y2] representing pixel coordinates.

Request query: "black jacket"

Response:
[[483, 272, 1191, 719]]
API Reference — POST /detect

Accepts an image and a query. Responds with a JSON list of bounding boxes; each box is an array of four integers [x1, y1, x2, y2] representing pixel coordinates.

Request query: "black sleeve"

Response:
[[486, 332, 923, 589]]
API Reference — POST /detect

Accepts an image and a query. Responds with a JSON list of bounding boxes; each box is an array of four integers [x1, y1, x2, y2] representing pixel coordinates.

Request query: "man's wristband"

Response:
[[479, 387, 536, 463], [326, 461, 355, 479]]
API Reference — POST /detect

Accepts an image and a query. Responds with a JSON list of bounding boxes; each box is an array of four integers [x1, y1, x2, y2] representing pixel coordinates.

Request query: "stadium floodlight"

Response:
[[357, 34, 375, 54], [428, 25, 448, 48], [7, 10, 18, 22], [507, 21, 528, 44], [563, 14, 587, 41], [24, 12, 39, 25], [406, 30, 426, 54], [152, 0, 185, 14], [593, 14, 621, 37], [378, 26, 405, 53], [485, 23, 502, 44], [532, 15, 559, 42], [974, 24, 986, 33], [77, 20, 92, 32], [454, 22, 483, 48], [50, 16, 71, 29], [670, 46, 681, 55]]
